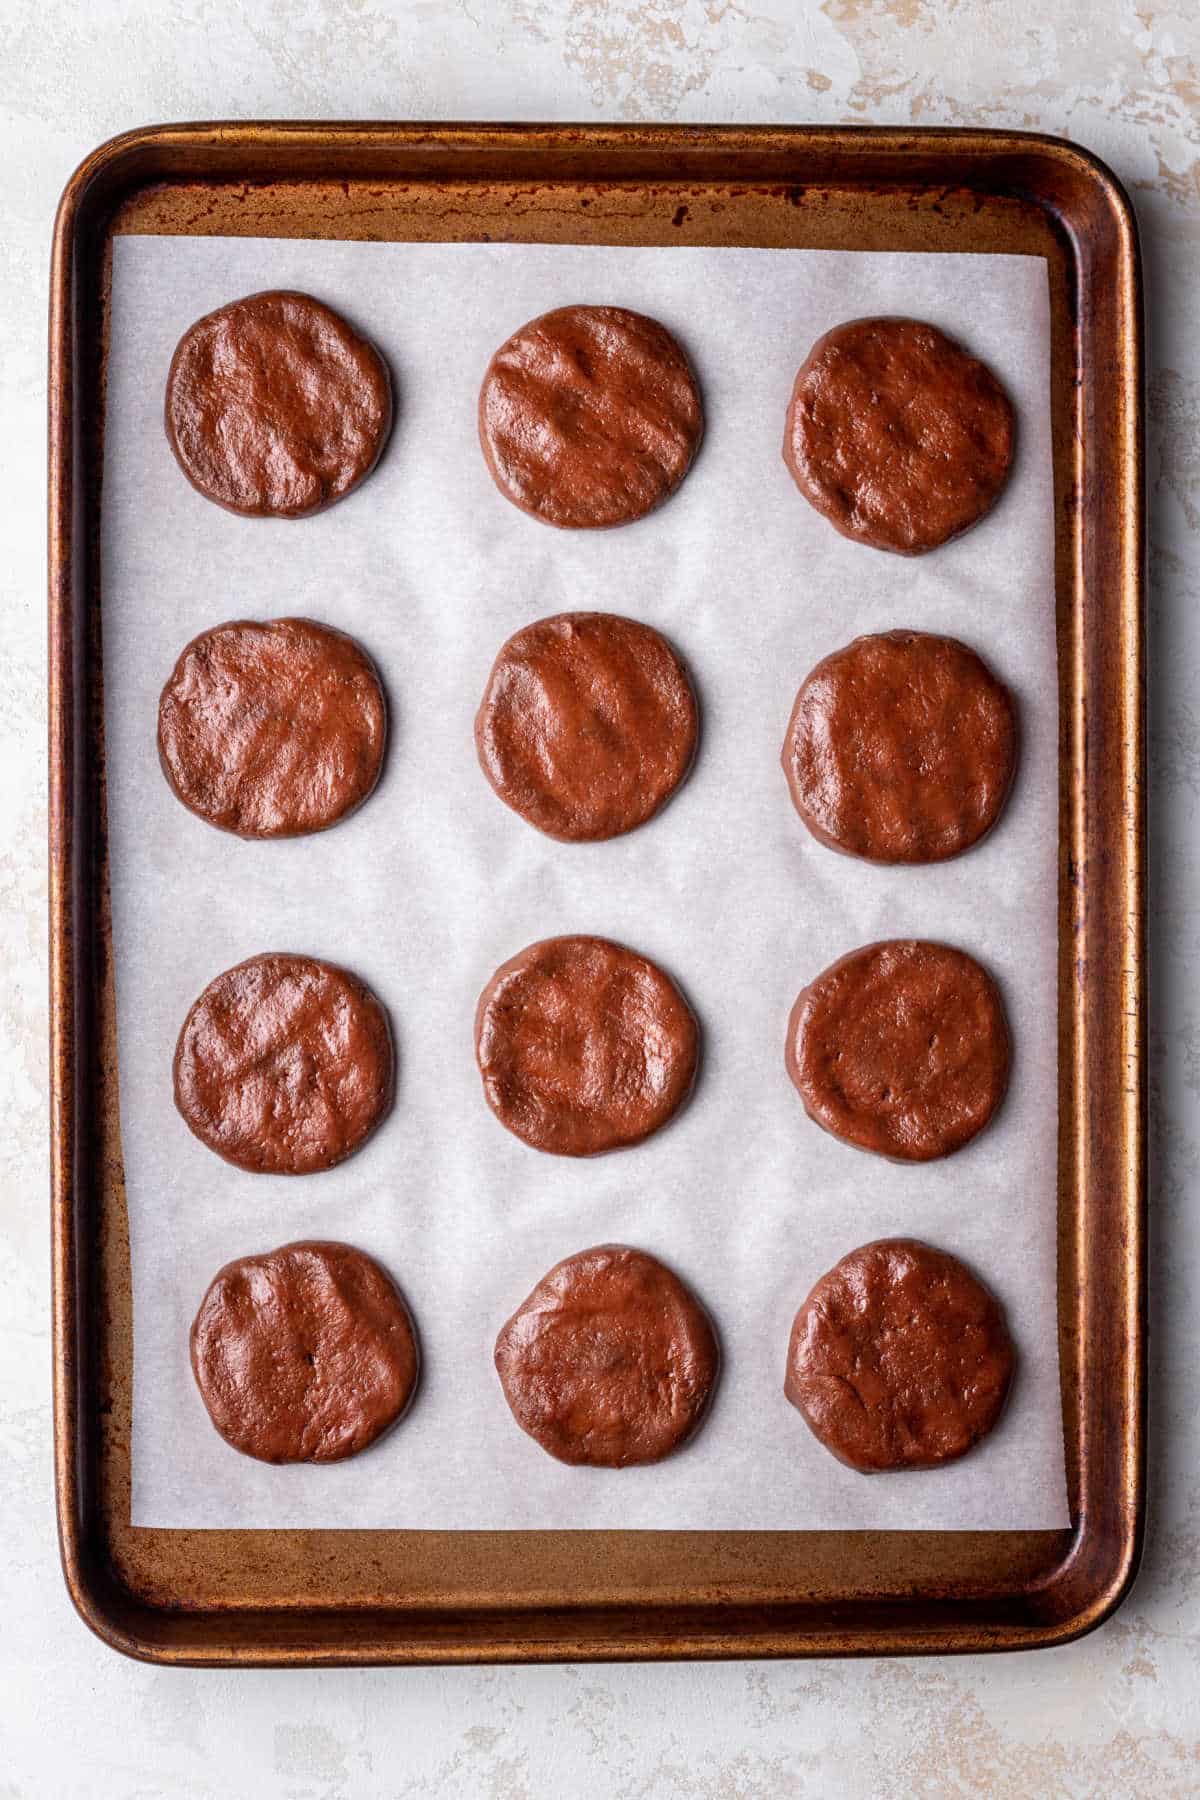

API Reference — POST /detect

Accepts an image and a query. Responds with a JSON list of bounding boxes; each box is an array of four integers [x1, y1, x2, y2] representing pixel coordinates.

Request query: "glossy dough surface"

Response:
[[174, 953, 394, 1174], [191, 1240, 419, 1463], [781, 630, 1017, 863], [783, 316, 1015, 554], [165, 289, 392, 518], [475, 611, 698, 841], [158, 617, 387, 838], [475, 935, 699, 1155], [786, 939, 1010, 1161], [478, 304, 703, 528], [784, 1237, 1015, 1472], [495, 1244, 719, 1466]]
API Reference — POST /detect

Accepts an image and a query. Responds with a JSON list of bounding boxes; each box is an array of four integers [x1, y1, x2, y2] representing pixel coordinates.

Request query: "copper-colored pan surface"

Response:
[[49, 123, 1144, 1663]]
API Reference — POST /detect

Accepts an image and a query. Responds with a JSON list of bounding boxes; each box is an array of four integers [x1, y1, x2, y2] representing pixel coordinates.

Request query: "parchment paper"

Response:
[[103, 235, 1068, 1529]]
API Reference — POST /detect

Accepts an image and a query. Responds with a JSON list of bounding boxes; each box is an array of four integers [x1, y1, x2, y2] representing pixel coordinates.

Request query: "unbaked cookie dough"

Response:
[[784, 1237, 1015, 1472], [191, 1239, 419, 1463], [478, 304, 703, 529], [475, 611, 698, 841], [165, 290, 393, 517], [782, 317, 1015, 554], [781, 630, 1017, 863], [174, 952, 394, 1174], [475, 935, 699, 1155], [495, 1243, 719, 1466], [786, 939, 1010, 1162], [158, 617, 387, 839]]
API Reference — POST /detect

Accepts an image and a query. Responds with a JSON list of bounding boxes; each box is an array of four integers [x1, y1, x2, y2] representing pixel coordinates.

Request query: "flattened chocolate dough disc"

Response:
[[475, 935, 698, 1156], [175, 953, 393, 1174], [158, 617, 387, 839], [784, 1238, 1015, 1472], [191, 1240, 419, 1464], [165, 290, 393, 518], [781, 630, 1018, 863], [475, 611, 698, 841], [786, 940, 1010, 1162], [783, 317, 1015, 554], [495, 1244, 719, 1466], [478, 304, 703, 529]]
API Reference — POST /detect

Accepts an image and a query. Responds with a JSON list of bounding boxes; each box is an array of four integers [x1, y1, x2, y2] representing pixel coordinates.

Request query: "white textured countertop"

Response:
[[3, 3, 1196, 1794]]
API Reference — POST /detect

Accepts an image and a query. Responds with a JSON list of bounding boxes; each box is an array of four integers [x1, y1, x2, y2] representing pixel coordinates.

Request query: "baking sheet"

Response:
[[103, 235, 1068, 1530]]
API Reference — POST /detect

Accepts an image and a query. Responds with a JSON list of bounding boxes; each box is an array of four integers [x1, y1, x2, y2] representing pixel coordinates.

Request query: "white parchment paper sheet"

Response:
[[103, 235, 1067, 1529]]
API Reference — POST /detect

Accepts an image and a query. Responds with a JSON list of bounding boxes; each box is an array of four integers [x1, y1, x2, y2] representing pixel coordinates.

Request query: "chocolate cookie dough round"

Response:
[[478, 305, 703, 529], [158, 617, 387, 839], [165, 290, 392, 518], [475, 611, 698, 841], [784, 1238, 1015, 1472], [786, 940, 1009, 1162], [495, 1244, 719, 1466], [783, 317, 1015, 554], [191, 1240, 419, 1463], [475, 935, 698, 1156], [175, 953, 393, 1174], [781, 630, 1017, 863]]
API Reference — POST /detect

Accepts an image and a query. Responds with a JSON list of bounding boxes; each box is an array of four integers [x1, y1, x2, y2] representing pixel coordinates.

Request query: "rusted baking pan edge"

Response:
[[49, 123, 1144, 1663]]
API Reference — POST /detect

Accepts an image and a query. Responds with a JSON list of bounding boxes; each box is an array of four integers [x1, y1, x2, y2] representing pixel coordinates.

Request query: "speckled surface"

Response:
[[4, 2, 1197, 1793]]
